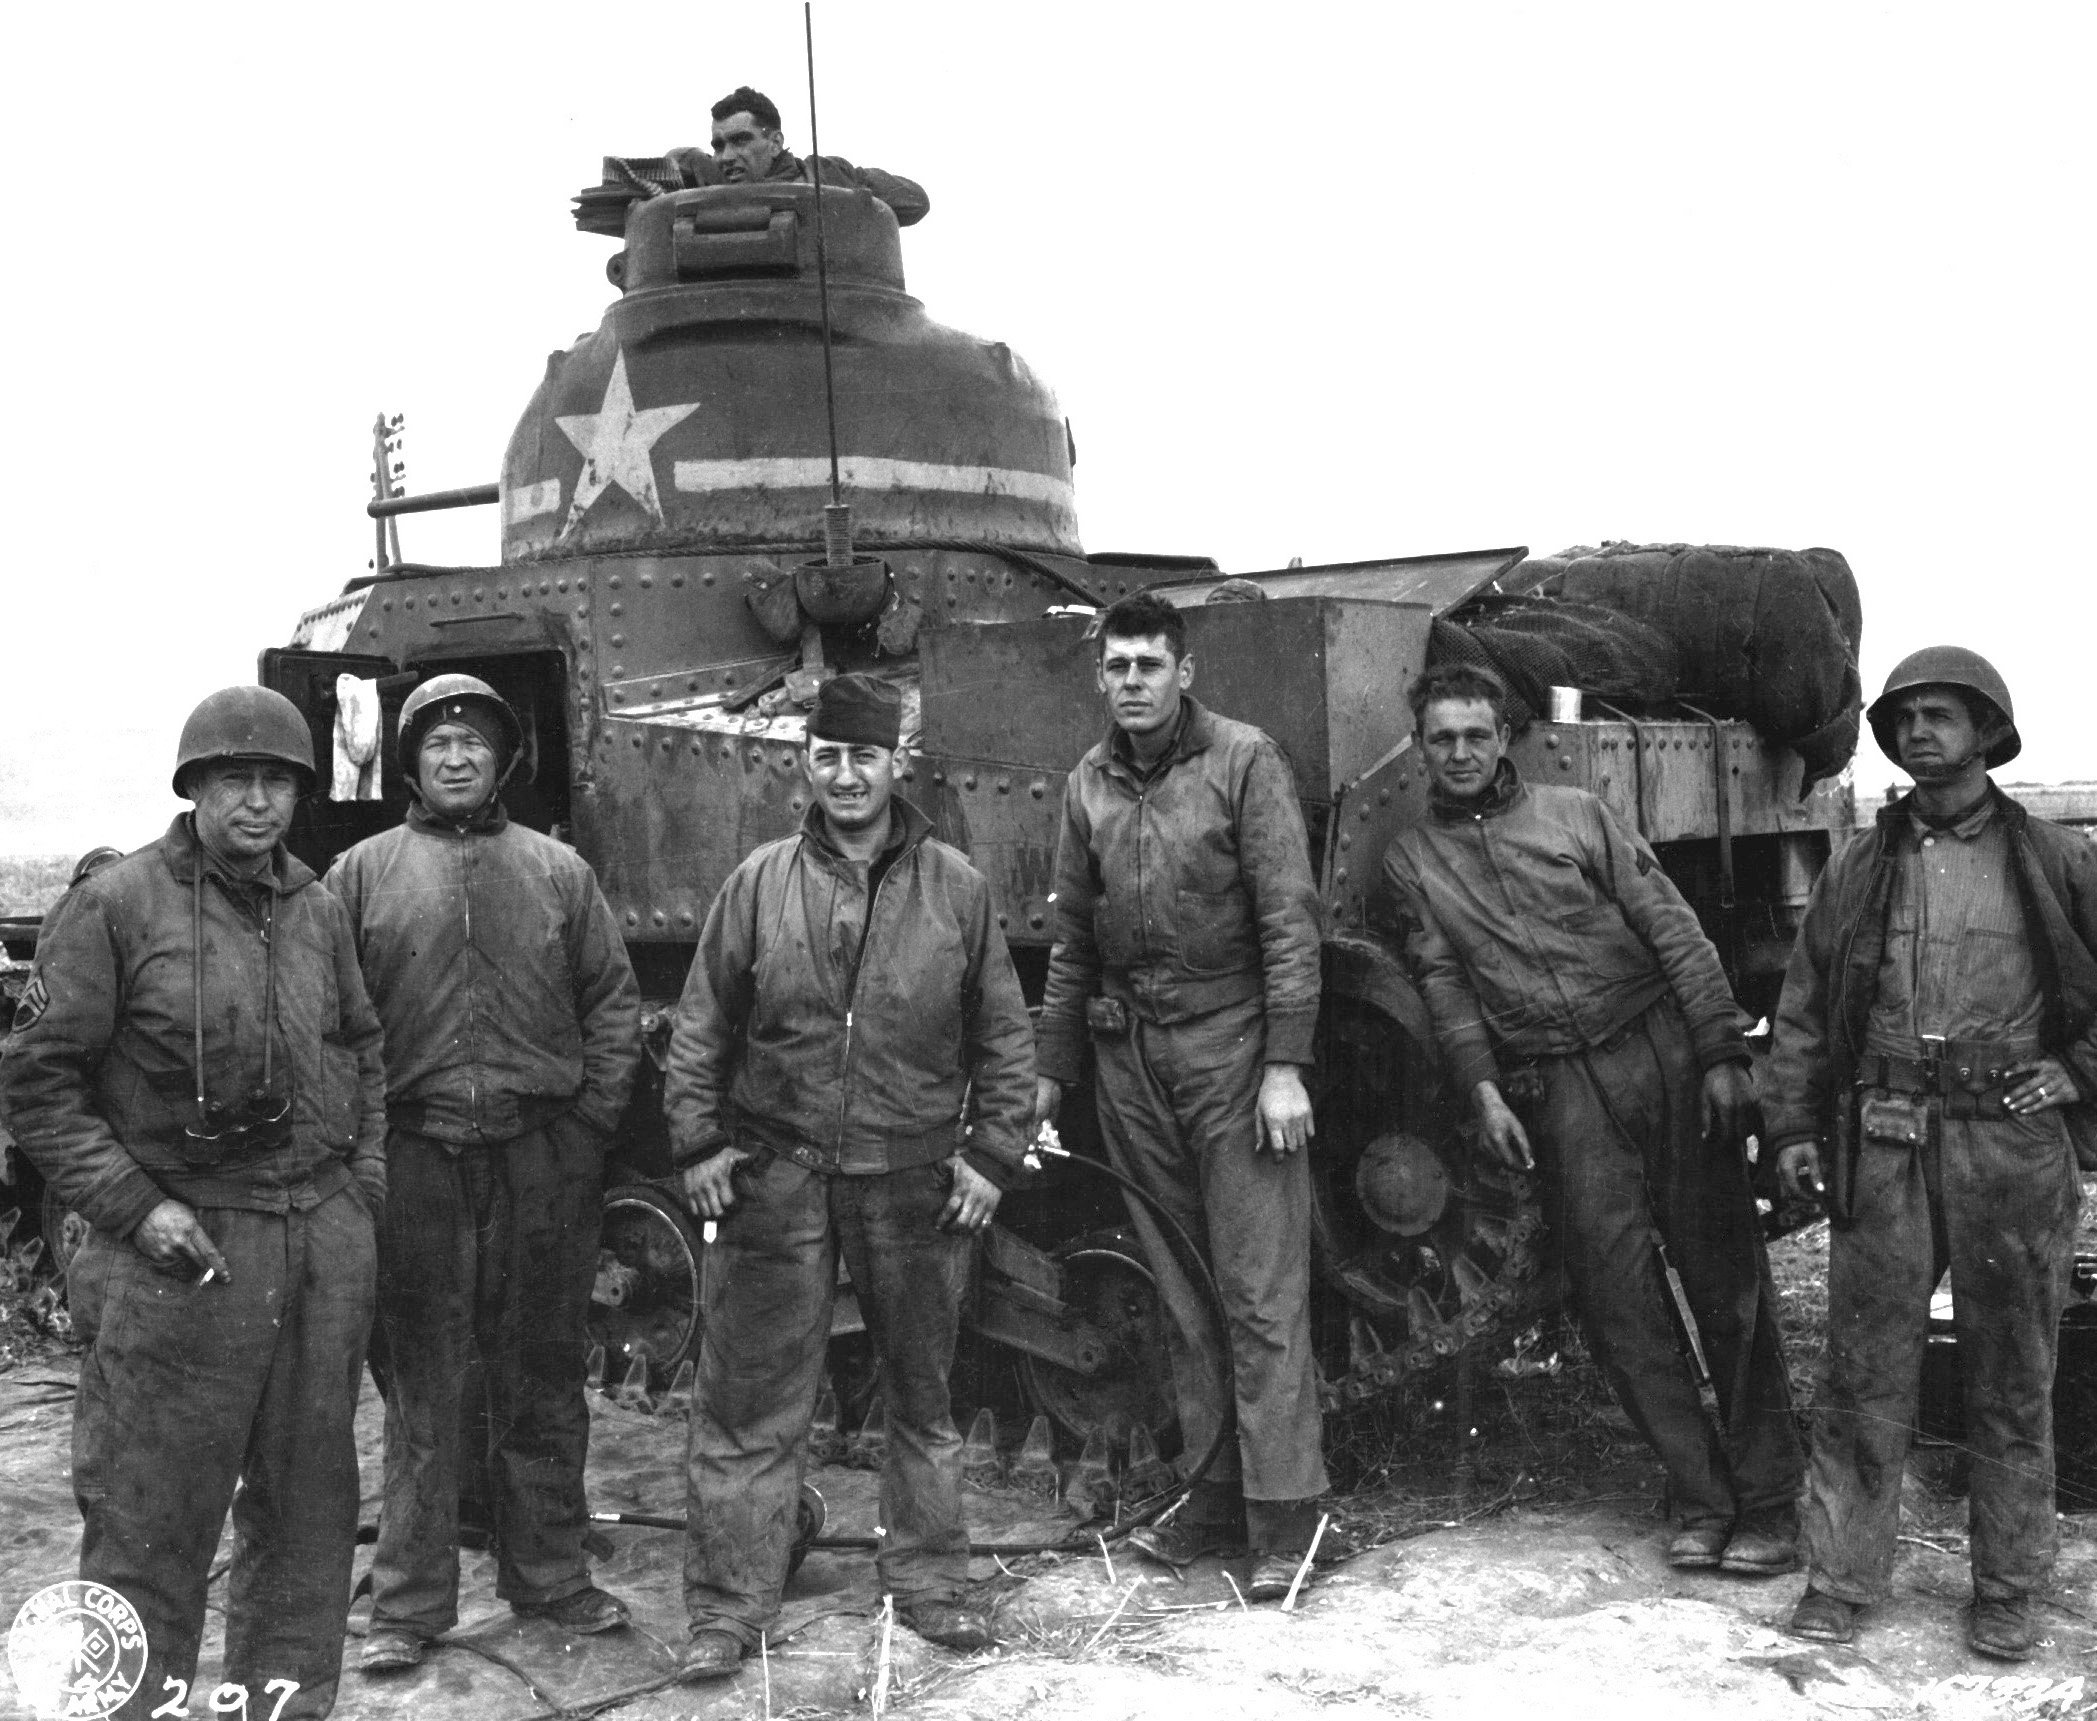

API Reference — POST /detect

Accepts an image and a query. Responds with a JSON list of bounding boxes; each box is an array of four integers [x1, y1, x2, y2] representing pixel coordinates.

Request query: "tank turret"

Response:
[[500, 184, 1079, 562]]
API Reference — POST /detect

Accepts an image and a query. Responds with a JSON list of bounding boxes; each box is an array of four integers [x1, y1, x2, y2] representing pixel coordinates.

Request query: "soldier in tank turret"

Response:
[[666, 84, 928, 226]]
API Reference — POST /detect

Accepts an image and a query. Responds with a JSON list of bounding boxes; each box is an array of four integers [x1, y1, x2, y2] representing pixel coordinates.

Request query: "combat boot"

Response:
[[1968, 1597, 2035, 1661], [1787, 1588, 1860, 1644]]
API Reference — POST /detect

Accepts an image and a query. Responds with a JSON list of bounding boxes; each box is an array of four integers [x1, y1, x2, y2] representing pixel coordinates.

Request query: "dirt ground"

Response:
[[5, 1223, 2097, 1721]]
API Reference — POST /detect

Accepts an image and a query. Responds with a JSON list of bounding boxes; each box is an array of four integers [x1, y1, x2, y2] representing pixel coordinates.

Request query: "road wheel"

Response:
[[1309, 993, 1551, 1402], [1018, 1228, 1178, 1455], [591, 1183, 704, 1388]]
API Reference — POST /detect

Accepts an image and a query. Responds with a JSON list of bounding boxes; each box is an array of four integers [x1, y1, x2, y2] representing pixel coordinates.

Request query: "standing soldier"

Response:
[[1033, 591, 1330, 1598], [665, 673, 1033, 1680], [1768, 649, 2097, 1660], [1381, 662, 1802, 1575], [327, 674, 642, 1674], [0, 687, 386, 1720]]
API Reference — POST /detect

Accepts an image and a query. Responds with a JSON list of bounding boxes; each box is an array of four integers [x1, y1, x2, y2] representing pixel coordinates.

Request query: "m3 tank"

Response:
[[258, 167, 1856, 1438]]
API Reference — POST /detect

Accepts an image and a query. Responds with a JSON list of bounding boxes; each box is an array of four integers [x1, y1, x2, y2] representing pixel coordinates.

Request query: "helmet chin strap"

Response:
[[1906, 721, 1996, 787], [1908, 743, 1983, 783]]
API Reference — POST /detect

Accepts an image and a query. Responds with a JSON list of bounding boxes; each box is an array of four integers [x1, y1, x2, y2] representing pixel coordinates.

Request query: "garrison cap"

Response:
[[809, 673, 902, 750]]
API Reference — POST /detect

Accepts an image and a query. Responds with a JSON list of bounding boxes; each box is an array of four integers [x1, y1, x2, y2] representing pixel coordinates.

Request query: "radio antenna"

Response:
[[804, 2, 850, 564]]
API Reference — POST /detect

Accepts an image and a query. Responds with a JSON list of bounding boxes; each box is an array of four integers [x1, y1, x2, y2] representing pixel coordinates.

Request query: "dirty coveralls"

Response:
[[1383, 764, 1803, 1534], [0, 815, 387, 1720], [664, 800, 1033, 1644], [1767, 788, 2097, 1605], [327, 797, 640, 1639], [662, 145, 929, 225], [1039, 698, 1330, 1550]]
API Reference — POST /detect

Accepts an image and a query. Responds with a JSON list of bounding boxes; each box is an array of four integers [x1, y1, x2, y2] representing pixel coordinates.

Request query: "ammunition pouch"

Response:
[[1857, 1091, 1930, 1149], [1855, 1037, 2037, 1123]]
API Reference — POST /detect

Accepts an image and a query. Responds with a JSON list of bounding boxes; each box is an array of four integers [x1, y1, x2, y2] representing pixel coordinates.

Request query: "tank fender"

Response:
[[1322, 932, 1431, 1055]]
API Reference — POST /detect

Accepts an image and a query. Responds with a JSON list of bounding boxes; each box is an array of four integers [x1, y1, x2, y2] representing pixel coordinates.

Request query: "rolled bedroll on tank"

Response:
[[1493, 542, 1864, 789], [1427, 596, 1680, 734]]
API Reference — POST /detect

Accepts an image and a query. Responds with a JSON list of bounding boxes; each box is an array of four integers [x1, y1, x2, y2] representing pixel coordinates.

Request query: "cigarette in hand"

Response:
[[702, 1220, 718, 1245], [196, 1266, 217, 1287]]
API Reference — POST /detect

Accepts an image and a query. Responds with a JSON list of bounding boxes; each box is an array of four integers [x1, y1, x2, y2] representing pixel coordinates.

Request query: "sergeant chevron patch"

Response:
[[12, 972, 48, 1032]]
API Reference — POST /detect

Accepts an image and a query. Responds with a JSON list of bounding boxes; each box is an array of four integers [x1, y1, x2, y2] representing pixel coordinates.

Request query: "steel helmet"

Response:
[[172, 686, 317, 796], [1866, 646, 2021, 768], [397, 673, 527, 782]]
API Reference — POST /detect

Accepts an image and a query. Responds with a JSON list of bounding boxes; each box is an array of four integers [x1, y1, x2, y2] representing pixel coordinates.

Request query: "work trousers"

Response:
[[684, 1158, 972, 1645], [1805, 1097, 2078, 1603], [1090, 993, 1329, 1522], [1530, 998, 1803, 1529], [369, 1115, 603, 1636], [70, 1188, 375, 1721]]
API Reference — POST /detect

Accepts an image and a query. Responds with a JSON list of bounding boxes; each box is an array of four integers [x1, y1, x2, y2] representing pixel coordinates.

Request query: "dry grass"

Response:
[[0, 1209, 73, 1375], [1323, 1224, 1843, 1533], [1767, 1219, 1833, 1410], [1321, 1316, 1665, 1545]]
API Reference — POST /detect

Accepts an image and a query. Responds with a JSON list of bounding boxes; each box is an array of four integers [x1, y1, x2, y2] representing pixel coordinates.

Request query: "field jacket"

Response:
[[665, 798, 1034, 1185], [1382, 763, 1749, 1094], [663, 146, 930, 226], [0, 816, 386, 1238], [1764, 783, 2097, 1222], [326, 800, 640, 1144], [1036, 698, 1323, 1084]]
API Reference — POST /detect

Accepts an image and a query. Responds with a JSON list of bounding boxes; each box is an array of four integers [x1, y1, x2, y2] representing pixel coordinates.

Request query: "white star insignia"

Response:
[[554, 350, 699, 537]]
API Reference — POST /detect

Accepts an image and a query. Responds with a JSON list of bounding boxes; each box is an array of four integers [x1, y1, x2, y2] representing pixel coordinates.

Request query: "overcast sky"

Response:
[[3, 1, 2090, 860]]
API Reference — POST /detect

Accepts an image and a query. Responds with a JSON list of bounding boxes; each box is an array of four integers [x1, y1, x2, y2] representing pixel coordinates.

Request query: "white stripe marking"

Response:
[[506, 477, 562, 523], [672, 456, 1072, 506]]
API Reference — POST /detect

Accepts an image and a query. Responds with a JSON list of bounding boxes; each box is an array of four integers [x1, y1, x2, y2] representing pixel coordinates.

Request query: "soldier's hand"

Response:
[[2006, 1056, 2080, 1116], [1033, 1078, 1063, 1130], [1701, 1060, 1762, 1148], [1256, 1063, 1315, 1157], [132, 1199, 232, 1283], [1775, 1141, 1825, 1204], [939, 1157, 1002, 1233], [1472, 1081, 1534, 1171], [681, 1149, 752, 1220]]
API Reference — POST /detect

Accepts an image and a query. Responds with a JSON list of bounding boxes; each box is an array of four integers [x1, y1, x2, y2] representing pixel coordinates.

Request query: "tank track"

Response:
[[1319, 1170, 1550, 1407]]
